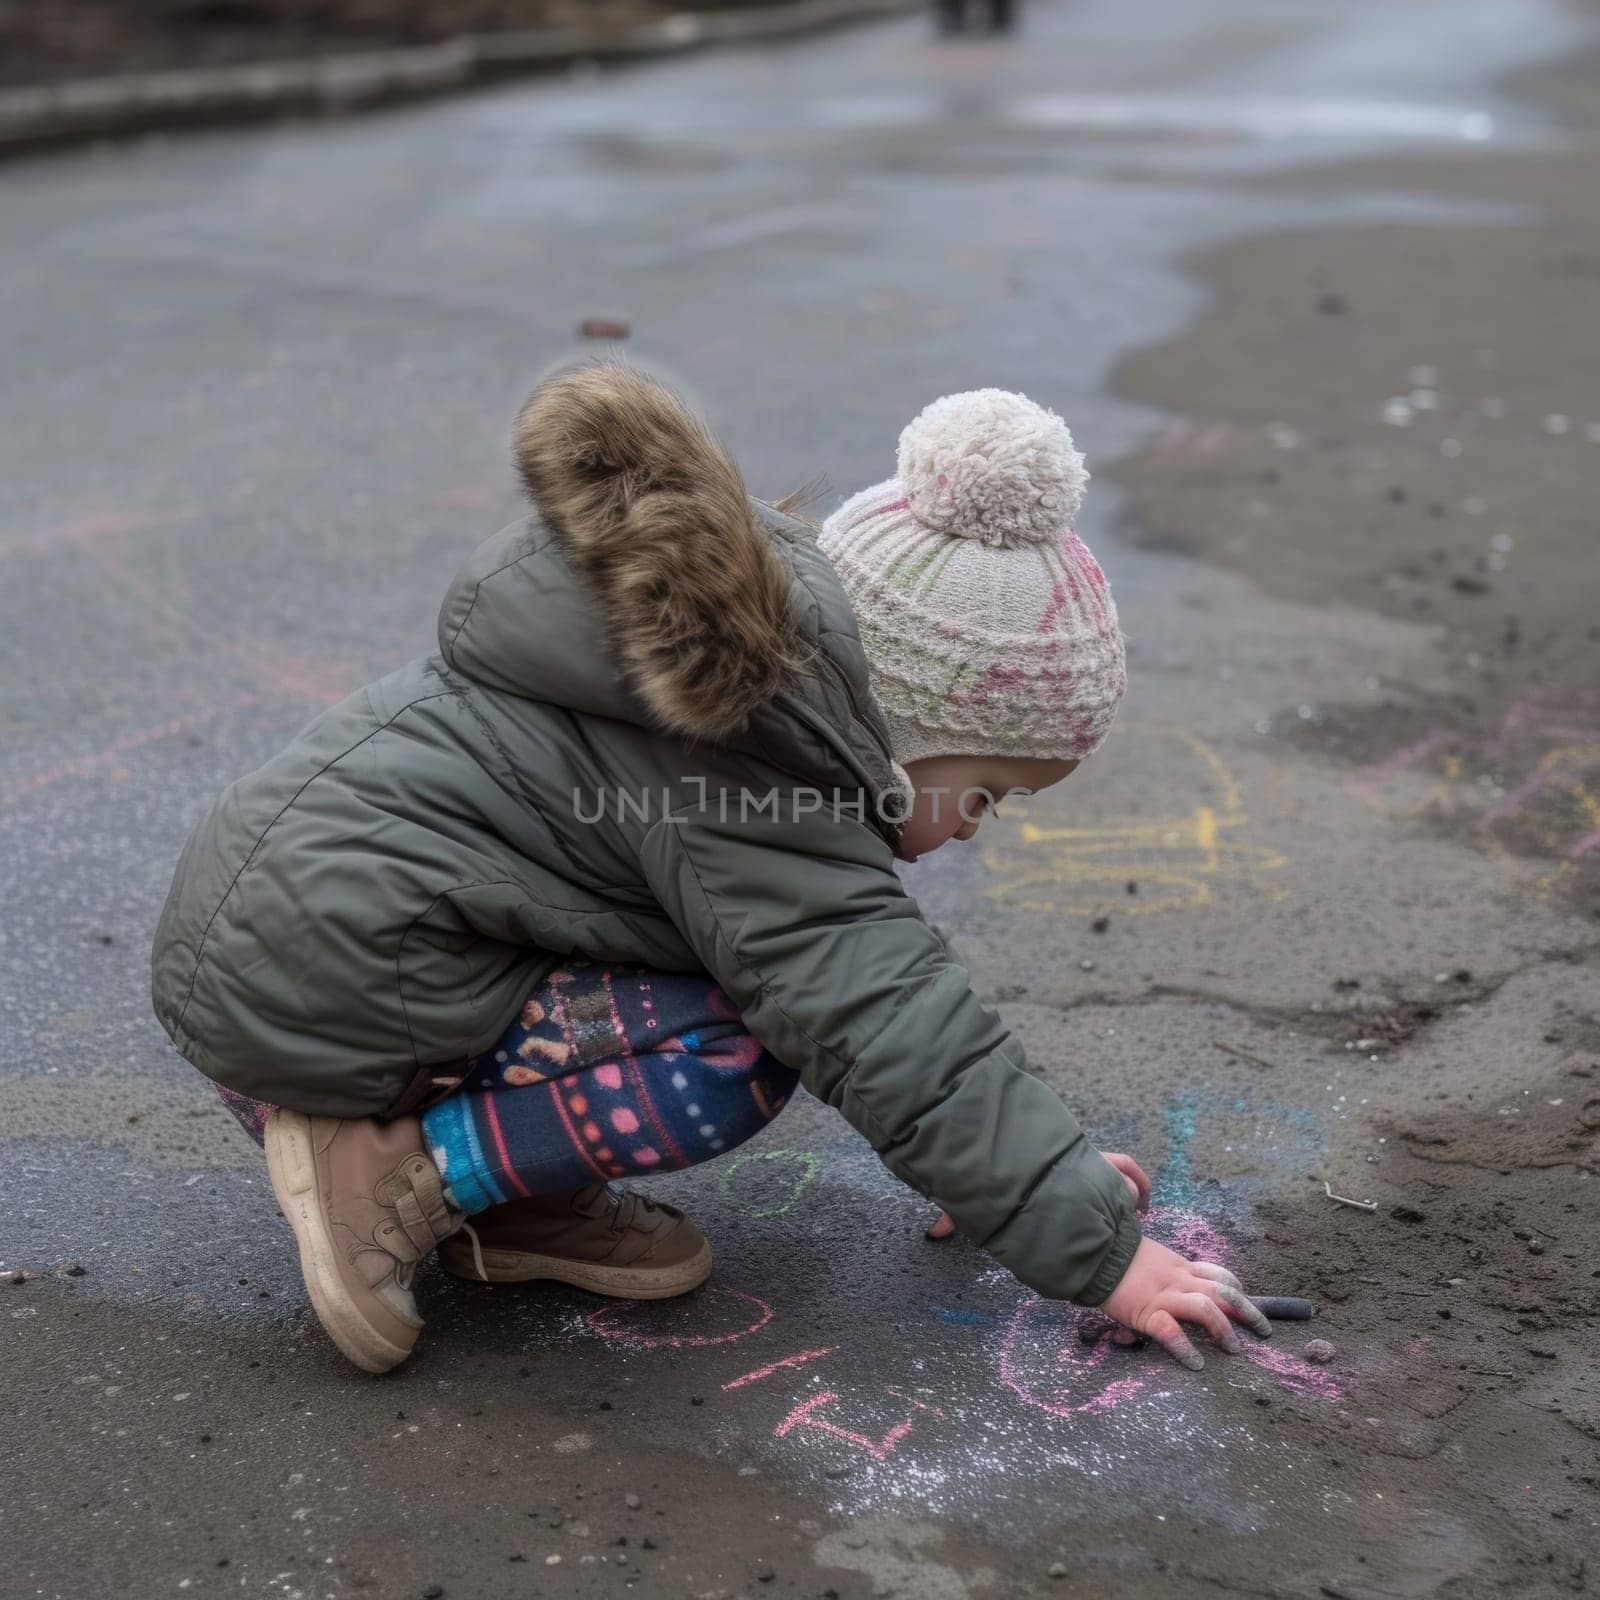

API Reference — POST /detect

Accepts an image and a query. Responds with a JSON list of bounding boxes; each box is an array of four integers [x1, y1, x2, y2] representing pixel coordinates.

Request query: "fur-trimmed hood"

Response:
[[513, 361, 808, 744], [437, 361, 912, 832]]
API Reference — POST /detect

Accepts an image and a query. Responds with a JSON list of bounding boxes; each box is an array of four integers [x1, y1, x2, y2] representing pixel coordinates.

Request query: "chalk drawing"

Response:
[[0, 700, 261, 810], [998, 1298, 1148, 1417], [774, 1387, 945, 1463], [0, 499, 198, 563], [1349, 695, 1600, 894], [925, 1307, 994, 1326], [585, 1284, 772, 1349], [1234, 1340, 1343, 1402], [980, 726, 1288, 918], [722, 1346, 839, 1390], [717, 1148, 820, 1218], [998, 1250, 1342, 1415], [1149, 1087, 1323, 1211]]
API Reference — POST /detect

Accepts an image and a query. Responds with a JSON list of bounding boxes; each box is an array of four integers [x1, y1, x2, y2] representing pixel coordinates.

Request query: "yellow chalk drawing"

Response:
[[981, 726, 1288, 917]]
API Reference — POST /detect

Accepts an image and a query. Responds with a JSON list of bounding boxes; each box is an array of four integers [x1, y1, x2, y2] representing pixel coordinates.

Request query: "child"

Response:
[[152, 363, 1269, 1373]]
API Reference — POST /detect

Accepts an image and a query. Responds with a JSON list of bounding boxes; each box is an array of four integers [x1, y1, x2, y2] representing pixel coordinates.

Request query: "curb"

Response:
[[0, 0, 922, 157]]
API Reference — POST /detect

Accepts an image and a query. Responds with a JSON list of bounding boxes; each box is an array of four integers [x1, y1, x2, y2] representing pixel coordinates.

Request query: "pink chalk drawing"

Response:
[[722, 1346, 840, 1391], [1000, 1205, 1344, 1416], [0, 700, 261, 808], [1235, 1341, 1342, 1402], [0, 500, 199, 563], [1147, 1205, 1232, 1265], [774, 1388, 943, 1463], [1349, 727, 1453, 789], [585, 1285, 772, 1350], [998, 1297, 1148, 1418], [1349, 694, 1600, 869], [883, 1386, 946, 1416]]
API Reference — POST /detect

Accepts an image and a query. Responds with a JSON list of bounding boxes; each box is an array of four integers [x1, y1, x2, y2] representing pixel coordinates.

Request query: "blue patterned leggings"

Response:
[[215, 960, 798, 1216]]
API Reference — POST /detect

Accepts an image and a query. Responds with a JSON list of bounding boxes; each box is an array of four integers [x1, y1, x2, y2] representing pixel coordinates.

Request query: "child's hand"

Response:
[[925, 1149, 1150, 1239], [1099, 1150, 1151, 1210], [1101, 1237, 1272, 1370]]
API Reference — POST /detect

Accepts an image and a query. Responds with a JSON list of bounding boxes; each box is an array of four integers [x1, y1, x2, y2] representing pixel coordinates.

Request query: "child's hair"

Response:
[[818, 389, 1127, 766]]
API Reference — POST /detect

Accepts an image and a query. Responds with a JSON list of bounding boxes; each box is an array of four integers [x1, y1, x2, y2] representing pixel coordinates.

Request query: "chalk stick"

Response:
[[1249, 1296, 1317, 1321]]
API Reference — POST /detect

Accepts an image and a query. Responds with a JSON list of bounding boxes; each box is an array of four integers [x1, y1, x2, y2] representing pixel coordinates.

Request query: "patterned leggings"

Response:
[[214, 960, 799, 1216]]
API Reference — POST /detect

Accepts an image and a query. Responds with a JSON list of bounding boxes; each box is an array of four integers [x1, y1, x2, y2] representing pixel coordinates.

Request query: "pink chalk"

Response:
[[774, 1392, 918, 1463], [1239, 1340, 1343, 1401], [998, 1297, 1146, 1418], [722, 1346, 839, 1391]]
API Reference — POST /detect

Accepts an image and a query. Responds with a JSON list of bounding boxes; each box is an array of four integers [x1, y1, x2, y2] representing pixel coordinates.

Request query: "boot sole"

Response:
[[438, 1238, 714, 1299], [264, 1110, 417, 1375]]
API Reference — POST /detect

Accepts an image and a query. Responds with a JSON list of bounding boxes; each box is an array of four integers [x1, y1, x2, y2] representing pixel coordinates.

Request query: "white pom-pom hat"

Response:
[[819, 389, 1126, 766]]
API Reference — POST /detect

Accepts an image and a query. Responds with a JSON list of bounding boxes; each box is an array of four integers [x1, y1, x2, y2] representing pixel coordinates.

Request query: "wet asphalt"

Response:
[[3, 0, 1597, 1595]]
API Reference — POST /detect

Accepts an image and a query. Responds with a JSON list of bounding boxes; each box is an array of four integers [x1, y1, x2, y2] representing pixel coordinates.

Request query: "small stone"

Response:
[[823, 1463, 854, 1479], [754, 1560, 777, 1582], [1048, 1562, 1069, 1579], [1528, 1240, 1545, 1255], [1304, 1339, 1336, 1364], [422, 1587, 444, 1599], [57, 1261, 86, 1277], [641, 1536, 657, 1550], [624, 1493, 642, 1510], [1125, 880, 1138, 895], [1079, 959, 1095, 972], [1090, 916, 1109, 933], [1391, 1205, 1426, 1224]]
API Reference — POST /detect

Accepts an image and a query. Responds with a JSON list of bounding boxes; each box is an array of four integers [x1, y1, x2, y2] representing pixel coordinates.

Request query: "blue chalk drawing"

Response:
[[1151, 1088, 1322, 1211]]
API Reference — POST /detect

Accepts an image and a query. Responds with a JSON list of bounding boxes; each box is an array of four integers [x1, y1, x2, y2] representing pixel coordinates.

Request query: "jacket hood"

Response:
[[437, 362, 913, 832], [516, 360, 808, 743]]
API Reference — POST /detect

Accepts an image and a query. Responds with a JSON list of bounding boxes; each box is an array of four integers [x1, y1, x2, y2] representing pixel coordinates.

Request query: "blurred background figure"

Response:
[[935, 0, 1016, 34]]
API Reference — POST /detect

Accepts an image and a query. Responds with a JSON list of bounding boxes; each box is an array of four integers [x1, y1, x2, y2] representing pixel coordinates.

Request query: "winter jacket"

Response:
[[151, 362, 1140, 1305]]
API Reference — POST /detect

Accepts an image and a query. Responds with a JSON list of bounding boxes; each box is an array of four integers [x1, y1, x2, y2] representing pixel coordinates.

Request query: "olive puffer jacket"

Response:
[[151, 363, 1139, 1304]]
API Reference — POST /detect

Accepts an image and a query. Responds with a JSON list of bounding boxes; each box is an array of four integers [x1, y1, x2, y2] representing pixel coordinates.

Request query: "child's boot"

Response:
[[264, 1110, 463, 1373], [438, 1184, 711, 1299]]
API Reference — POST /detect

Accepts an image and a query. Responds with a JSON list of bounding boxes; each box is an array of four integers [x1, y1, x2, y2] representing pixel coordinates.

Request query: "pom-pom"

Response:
[[896, 388, 1087, 548]]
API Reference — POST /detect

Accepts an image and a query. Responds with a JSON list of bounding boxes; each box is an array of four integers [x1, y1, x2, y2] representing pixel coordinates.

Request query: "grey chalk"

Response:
[[1249, 1296, 1317, 1321]]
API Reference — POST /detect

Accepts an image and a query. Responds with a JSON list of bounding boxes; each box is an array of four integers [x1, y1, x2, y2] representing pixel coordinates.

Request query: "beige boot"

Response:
[[264, 1110, 462, 1373], [439, 1184, 712, 1300]]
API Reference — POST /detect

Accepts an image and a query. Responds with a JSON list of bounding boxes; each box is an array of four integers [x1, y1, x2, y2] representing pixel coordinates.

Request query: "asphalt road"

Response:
[[3, 1, 1597, 1596]]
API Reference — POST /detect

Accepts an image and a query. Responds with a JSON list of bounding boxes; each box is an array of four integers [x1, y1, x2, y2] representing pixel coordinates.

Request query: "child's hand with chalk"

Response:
[[927, 1149, 1273, 1369]]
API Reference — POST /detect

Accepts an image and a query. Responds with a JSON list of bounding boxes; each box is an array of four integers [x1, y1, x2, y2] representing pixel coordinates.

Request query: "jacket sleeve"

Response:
[[639, 800, 1141, 1305]]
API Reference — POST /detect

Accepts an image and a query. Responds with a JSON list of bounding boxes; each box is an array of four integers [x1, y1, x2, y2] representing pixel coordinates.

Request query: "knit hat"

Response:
[[818, 389, 1127, 766]]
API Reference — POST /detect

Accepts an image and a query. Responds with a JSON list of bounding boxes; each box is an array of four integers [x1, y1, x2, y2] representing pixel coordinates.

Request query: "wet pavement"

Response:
[[3, 0, 1598, 1595]]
